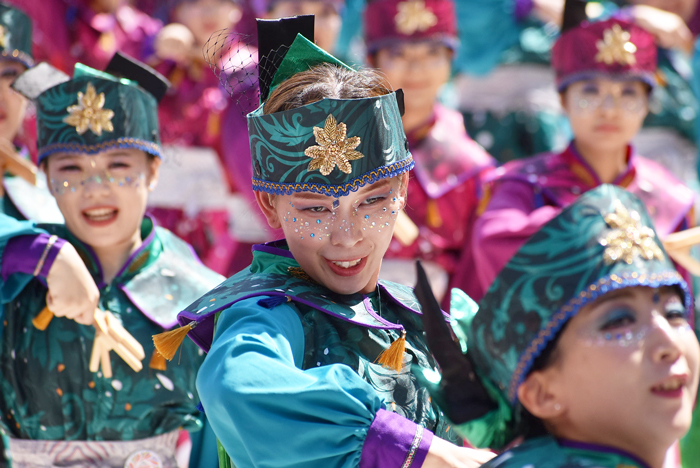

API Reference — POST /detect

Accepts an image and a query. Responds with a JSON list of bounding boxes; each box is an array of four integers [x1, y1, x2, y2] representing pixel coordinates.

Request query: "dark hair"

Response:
[[263, 63, 393, 114]]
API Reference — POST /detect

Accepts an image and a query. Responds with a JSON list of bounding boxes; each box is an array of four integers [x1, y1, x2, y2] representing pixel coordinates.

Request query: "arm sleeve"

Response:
[[0, 215, 54, 303], [472, 181, 559, 294], [197, 297, 433, 468]]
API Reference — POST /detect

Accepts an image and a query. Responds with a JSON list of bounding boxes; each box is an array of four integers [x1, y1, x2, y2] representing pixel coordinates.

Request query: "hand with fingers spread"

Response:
[[45, 242, 99, 326], [423, 437, 496, 468]]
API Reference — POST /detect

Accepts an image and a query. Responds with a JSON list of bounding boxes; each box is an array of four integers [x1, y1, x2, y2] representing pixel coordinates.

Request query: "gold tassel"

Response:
[[375, 331, 406, 372], [152, 322, 195, 361], [32, 307, 55, 331], [426, 200, 442, 228], [149, 351, 167, 371]]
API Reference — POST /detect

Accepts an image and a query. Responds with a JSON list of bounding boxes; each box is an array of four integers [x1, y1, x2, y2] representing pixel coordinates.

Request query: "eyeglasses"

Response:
[[50, 170, 145, 195], [569, 89, 647, 114]]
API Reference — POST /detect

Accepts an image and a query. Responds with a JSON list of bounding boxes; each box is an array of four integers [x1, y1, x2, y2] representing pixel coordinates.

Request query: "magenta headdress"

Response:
[[364, 0, 458, 54], [552, 0, 657, 91]]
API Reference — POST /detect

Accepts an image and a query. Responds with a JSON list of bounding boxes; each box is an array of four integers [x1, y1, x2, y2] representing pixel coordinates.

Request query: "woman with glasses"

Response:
[[471, 1, 695, 302]]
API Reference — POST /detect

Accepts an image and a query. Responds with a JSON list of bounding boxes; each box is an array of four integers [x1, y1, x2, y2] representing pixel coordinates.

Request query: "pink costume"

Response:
[[6, 0, 160, 73], [472, 142, 695, 301], [385, 104, 495, 300]]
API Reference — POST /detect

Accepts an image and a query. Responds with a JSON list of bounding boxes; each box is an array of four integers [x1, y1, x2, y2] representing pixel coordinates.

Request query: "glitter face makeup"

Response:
[[270, 175, 407, 295]]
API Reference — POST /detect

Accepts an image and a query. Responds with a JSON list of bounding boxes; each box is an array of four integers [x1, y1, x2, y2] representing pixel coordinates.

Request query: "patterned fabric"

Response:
[[480, 436, 649, 468], [363, 0, 458, 53], [470, 185, 689, 408], [0, 2, 32, 67], [247, 34, 412, 196], [35, 64, 161, 162], [0, 218, 223, 442], [8, 430, 178, 468], [179, 240, 460, 464], [552, 18, 657, 90]]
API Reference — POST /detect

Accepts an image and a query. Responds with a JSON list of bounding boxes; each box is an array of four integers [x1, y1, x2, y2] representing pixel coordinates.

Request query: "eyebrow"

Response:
[[291, 180, 393, 202], [588, 289, 636, 308]]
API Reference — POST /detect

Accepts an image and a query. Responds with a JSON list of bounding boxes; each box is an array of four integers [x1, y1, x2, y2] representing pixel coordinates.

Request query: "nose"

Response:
[[329, 212, 363, 248], [649, 313, 683, 364], [81, 173, 111, 198]]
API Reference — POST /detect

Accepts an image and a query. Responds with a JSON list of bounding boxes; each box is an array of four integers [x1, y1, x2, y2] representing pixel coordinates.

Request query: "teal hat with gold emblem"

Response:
[[417, 184, 690, 449], [12, 53, 169, 163], [0, 3, 33, 68], [246, 16, 412, 197]]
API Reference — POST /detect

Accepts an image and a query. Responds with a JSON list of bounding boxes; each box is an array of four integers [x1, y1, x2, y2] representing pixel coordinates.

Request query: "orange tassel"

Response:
[[375, 331, 406, 372], [426, 200, 442, 228], [152, 322, 195, 361], [33, 307, 55, 331], [149, 351, 167, 371]]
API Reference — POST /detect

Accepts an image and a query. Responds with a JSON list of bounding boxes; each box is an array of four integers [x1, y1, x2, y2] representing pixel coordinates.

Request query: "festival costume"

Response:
[[153, 17, 464, 468], [418, 184, 691, 467], [471, 11, 694, 300], [1, 56, 224, 467], [0, 4, 63, 224], [362, 0, 495, 302]]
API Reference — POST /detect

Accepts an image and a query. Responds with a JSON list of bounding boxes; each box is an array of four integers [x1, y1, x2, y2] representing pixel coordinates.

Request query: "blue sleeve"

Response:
[[0, 214, 49, 303], [196, 297, 386, 468], [454, 0, 524, 76]]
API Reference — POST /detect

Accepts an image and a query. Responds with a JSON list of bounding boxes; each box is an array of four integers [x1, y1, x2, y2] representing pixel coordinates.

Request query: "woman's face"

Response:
[[46, 149, 160, 249], [529, 286, 700, 458], [562, 78, 648, 152], [260, 175, 406, 295], [175, 0, 241, 47], [267, 1, 342, 53], [373, 41, 451, 117], [0, 60, 28, 142]]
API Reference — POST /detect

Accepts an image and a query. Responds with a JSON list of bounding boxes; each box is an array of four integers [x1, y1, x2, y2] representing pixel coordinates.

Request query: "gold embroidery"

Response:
[[595, 24, 637, 66], [0, 26, 7, 49], [287, 266, 317, 284], [395, 0, 438, 35], [599, 200, 663, 265], [304, 114, 364, 176], [63, 82, 115, 136]]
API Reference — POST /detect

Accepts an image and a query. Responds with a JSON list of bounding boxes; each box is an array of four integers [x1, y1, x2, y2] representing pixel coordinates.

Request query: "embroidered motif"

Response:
[[599, 200, 663, 265], [287, 266, 318, 284], [595, 24, 637, 66], [124, 449, 163, 468], [63, 82, 115, 136], [305, 114, 364, 176], [395, 0, 438, 35]]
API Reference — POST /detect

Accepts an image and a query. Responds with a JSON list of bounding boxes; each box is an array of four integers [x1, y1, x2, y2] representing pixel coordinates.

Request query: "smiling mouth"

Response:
[[650, 374, 688, 398], [331, 259, 362, 268], [83, 207, 118, 223]]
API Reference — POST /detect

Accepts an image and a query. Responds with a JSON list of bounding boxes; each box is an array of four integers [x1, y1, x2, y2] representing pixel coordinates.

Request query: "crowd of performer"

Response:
[[1, 0, 700, 467]]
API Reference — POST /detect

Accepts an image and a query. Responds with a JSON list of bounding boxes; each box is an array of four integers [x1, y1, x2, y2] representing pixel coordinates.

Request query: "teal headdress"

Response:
[[0, 3, 33, 68], [246, 16, 412, 196], [417, 184, 690, 448], [12, 53, 169, 163]]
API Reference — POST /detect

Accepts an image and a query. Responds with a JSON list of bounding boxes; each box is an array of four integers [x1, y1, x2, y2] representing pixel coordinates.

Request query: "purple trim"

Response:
[[558, 439, 651, 468], [557, 71, 656, 92], [252, 240, 295, 259], [2, 234, 67, 281], [359, 409, 434, 468], [378, 281, 452, 321], [112, 216, 157, 281], [362, 295, 402, 328], [514, 0, 534, 21], [689, 3, 700, 36]]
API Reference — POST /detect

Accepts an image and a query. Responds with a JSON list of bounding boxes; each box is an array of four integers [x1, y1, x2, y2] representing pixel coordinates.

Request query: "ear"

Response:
[[517, 370, 566, 421], [254, 191, 282, 229], [147, 156, 162, 192], [398, 172, 409, 209]]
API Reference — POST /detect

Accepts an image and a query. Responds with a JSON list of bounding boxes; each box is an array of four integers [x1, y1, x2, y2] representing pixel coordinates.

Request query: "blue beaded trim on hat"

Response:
[[1, 49, 33, 68], [508, 271, 690, 403], [38, 138, 162, 163], [252, 156, 414, 197]]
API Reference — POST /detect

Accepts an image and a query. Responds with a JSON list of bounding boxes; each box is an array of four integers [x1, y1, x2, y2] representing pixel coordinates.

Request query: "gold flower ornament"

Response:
[[305, 114, 364, 176], [599, 200, 663, 265], [595, 24, 637, 66], [63, 82, 115, 136], [395, 0, 438, 35], [0, 26, 6, 49]]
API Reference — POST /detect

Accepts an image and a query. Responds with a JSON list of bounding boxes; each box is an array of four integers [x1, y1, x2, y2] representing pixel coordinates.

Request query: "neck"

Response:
[[572, 140, 629, 184], [91, 230, 142, 284], [402, 105, 434, 136]]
